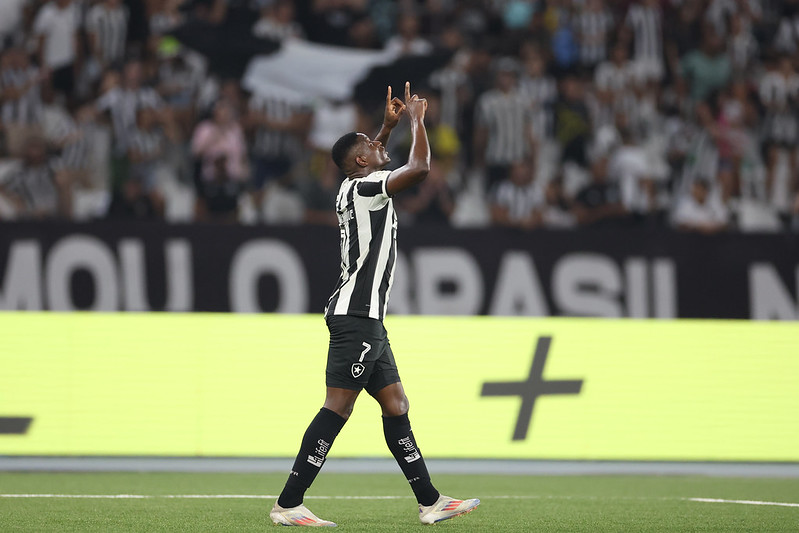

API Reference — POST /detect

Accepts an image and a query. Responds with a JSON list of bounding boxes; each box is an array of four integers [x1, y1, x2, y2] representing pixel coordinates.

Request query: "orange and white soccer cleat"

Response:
[[418, 494, 480, 524], [270, 501, 337, 527]]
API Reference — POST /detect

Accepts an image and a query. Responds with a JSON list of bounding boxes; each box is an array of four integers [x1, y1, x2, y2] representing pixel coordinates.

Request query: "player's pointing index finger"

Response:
[[387, 85, 391, 104], [405, 81, 411, 102]]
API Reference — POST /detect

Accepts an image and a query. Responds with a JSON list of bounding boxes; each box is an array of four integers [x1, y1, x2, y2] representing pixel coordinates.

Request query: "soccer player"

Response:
[[270, 82, 480, 527]]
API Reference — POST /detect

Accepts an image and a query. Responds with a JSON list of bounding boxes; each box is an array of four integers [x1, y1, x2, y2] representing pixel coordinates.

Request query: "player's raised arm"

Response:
[[386, 81, 430, 197], [374, 85, 405, 146]]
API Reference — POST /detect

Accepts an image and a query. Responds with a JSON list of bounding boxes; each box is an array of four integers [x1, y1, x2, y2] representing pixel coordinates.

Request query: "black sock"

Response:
[[277, 407, 346, 508], [382, 413, 440, 506]]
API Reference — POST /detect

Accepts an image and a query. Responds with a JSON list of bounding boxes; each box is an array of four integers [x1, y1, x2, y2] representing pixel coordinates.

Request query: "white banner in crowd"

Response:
[[242, 39, 399, 103]]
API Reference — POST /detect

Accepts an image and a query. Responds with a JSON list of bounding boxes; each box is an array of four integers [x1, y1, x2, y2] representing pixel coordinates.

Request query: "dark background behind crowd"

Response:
[[1, 0, 799, 232]]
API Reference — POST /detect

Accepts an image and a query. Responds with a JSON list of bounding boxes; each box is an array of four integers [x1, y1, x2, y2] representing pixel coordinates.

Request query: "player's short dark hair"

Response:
[[331, 132, 361, 170]]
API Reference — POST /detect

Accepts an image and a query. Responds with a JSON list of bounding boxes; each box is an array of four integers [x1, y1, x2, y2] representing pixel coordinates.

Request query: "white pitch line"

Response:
[[0, 494, 408, 500], [0, 494, 562, 501], [3, 494, 797, 508], [0, 494, 152, 499], [688, 498, 799, 508]]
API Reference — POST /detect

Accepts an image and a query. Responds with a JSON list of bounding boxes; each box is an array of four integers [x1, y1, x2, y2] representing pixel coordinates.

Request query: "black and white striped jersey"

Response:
[[96, 86, 163, 154], [625, 4, 662, 66], [518, 74, 557, 141], [85, 3, 128, 65], [325, 170, 397, 321], [2, 161, 60, 215], [475, 89, 534, 165], [248, 94, 310, 159], [575, 8, 614, 66], [0, 66, 42, 125]]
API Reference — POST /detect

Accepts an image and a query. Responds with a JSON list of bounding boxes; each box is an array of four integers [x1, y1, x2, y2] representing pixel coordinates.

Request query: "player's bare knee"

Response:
[[382, 394, 408, 417]]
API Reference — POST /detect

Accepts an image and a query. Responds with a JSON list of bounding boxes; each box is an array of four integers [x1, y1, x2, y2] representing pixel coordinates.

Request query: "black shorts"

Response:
[[325, 315, 401, 396]]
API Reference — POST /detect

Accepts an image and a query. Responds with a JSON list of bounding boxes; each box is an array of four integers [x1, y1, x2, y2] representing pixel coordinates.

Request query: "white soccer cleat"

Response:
[[270, 501, 337, 527], [418, 494, 480, 525]]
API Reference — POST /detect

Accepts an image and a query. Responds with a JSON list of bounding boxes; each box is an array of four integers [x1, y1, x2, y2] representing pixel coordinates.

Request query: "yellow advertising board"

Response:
[[1, 313, 797, 460]]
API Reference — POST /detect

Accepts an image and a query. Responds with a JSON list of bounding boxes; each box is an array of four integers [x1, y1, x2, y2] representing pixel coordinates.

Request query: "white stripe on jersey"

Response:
[[370, 202, 394, 315]]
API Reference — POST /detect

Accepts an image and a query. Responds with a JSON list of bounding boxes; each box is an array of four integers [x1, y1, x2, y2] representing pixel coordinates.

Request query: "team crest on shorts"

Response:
[[351, 362, 365, 378]]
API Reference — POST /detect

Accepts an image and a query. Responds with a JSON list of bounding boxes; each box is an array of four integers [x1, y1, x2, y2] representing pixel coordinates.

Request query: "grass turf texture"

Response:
[[1, 473, 798, 531]]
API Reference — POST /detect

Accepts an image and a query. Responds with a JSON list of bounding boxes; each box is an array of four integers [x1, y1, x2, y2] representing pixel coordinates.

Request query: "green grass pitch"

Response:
[[1, 472, 798, 531]]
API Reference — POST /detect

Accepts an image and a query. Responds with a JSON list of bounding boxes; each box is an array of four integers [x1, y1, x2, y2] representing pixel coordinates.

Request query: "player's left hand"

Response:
[[383, 85, 406, 129]]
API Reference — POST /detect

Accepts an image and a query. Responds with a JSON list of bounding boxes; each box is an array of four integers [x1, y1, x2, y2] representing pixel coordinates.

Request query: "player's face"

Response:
[[359, 134, 390, 168]]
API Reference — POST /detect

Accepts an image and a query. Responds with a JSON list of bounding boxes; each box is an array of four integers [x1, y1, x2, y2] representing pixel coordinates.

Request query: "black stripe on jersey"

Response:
[[356, 180, 384, 197]]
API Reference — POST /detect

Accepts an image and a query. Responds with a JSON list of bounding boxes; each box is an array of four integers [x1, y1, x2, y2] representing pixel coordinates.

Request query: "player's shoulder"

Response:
[[353, 170, 391, 199], [363, 169, 392, 183]]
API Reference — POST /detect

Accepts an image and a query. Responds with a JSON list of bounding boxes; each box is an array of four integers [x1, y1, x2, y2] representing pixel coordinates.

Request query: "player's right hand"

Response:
[[404, 81, 427, 120]]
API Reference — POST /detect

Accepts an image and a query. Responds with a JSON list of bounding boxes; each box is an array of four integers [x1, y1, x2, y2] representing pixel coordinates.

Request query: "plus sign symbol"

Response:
[[481, 336, 583, 441]]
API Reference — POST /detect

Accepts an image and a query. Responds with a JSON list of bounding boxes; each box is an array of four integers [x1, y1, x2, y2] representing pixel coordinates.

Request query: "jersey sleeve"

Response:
[[355, 170, 391, 209]]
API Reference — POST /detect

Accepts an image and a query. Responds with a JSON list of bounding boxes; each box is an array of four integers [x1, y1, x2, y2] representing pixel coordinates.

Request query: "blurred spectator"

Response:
[[610, 121, 664, 226], [0, 136, 70, 218], [384, 11, 432, 56], [253, 0, 304, 41], [540, 177, 576, 229], [0, 0, 30, 49], [572, 155, 627, 227], [106, 178, 158, 219], [85, 0, 128, 71], [554, 75, 591, 168], [347, 14, 381, 50], [39, 82, 89, 186], [245, 92, 312, 219], [621, 0, 664, 82], [672, 179, 730, 233], [192, 99, 248, 184], [519, 44, 557, 142], [156, 42, 204, 133], [473, 57, 534, 192], [678, 25, 731, 106], [665, 1, 704, 79], [33, 0, 81, 98], [574, 0, 615, 72], [126, 105, 181, 214], [149, 0, 185, 36], [193, 153, 246, 223], [709, 80, 757, 168], [303, 0, 370, 47], [0, 47, 46, 158], [399, 160, 456, 226], [490, 158, 542, 230], [301, 159, 339, 226], [594, 43, 637, 130], [95, 59, 163, 156], [758, 54, 799, 201], [705, 0, 762, 39], [727, 11, 759, 79], [774, 4, 799, 53]]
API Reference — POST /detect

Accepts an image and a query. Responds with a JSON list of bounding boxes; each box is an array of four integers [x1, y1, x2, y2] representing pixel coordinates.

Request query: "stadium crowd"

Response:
[[0, 0, 798, 231]]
